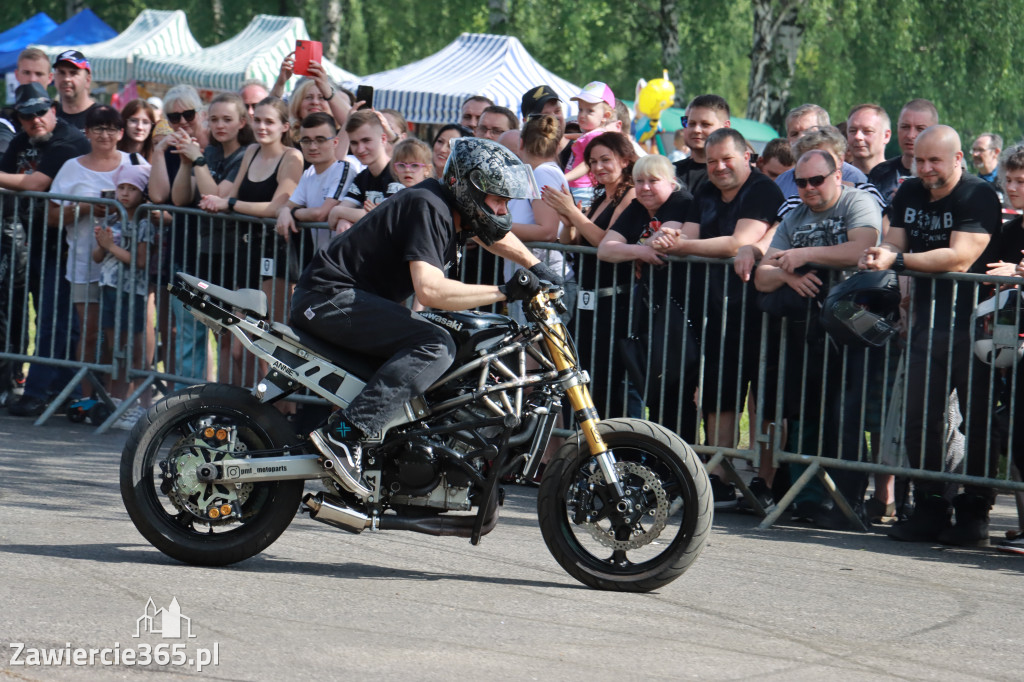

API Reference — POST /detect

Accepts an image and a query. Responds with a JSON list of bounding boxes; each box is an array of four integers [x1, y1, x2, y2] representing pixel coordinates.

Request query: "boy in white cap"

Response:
[[92, 163, 152, 429], [564, 81, 617, 210]]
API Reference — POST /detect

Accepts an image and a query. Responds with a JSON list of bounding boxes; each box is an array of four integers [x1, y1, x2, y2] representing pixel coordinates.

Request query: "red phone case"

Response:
[[294, 40, 323, 77]]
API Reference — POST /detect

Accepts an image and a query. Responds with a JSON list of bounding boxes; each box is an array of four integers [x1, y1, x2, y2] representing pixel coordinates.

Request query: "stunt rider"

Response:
[[291, 138, 561, 498]]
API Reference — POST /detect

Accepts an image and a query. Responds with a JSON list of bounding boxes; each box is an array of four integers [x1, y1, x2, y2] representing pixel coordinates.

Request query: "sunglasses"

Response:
[[794, 174, 830, 189], [394, 162, 428, 171], [167, 109, 197, 124], [17, 111, 48, 121]]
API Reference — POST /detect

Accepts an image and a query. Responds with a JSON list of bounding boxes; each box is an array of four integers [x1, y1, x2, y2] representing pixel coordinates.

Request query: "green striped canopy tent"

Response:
[[41, 10, 200, 84], [134, 14, 355, 95]]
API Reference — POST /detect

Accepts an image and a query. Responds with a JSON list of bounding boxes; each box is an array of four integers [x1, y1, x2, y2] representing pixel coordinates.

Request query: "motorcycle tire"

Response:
[[537, 418, 712, 592], [120, 383, 304, 566]]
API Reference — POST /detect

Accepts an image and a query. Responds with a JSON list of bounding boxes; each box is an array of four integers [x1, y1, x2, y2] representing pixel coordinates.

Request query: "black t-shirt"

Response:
[[686, 168, 784, 239], [0, 119, 91, 220], [867, 156, 912, 208], [686, 168, 784, 307], [344, 165, 403, 207], [610, 190, 692, 300], [56, 102, 101, 133], [890, 173, 1002, 327], [673, 157, 708, 195], [993, 216, 1024, 264], [299, 179, 458, 301]]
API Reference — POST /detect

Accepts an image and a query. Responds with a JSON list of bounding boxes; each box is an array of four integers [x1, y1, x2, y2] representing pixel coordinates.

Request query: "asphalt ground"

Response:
[[1, 412, 1022, 681]]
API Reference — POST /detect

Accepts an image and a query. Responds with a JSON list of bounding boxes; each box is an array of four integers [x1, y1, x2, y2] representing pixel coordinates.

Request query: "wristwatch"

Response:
[[893, 253, 906, 273], [228, 197, 238, 211], [192, 155, 207, 167]]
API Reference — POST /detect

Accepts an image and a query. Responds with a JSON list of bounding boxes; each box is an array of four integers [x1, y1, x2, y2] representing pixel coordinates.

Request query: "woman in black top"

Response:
[[598, 154, 696, 439], [542, 132, 636, 418]]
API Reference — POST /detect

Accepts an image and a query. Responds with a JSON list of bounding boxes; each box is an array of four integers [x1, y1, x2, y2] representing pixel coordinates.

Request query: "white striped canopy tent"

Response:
[[349, 33, 581, 124], [133, 14, 356, 95], [41, 10, 200, 84]]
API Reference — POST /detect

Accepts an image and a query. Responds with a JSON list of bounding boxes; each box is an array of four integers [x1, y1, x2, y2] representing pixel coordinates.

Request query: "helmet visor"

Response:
[[469, 161, 540, 201]]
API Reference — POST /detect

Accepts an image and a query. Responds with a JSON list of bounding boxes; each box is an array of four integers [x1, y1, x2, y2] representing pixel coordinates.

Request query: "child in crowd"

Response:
[[563, 82, 617, 211], [388, 138, 434, 190], [92, 164, 152, 430]]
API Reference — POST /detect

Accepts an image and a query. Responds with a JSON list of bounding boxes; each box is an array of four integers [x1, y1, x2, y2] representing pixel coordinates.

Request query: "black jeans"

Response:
[[290, 287, 456, 434]]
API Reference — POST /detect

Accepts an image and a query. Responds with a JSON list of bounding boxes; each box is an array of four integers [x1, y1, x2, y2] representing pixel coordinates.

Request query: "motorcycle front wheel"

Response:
[[538, 418, 712, 592], [120, 383, 304, 566]]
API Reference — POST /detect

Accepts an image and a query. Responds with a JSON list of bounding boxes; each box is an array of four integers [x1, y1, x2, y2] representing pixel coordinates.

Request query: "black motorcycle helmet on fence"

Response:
[[820, 269, 901, 347], [442, 137, 539, 245]]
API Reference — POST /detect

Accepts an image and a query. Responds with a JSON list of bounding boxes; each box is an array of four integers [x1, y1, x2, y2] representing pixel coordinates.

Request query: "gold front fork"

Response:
[[531, 292, 624, 495]]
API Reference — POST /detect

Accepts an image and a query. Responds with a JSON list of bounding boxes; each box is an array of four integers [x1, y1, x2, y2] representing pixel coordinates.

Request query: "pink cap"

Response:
[[571, 81, 615, 108], [114, 164, 151, 193]]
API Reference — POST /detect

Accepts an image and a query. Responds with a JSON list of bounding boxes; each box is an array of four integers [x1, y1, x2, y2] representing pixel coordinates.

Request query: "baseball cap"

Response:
[[570, 81, 615, 108], [521, 85, 560, 118], [114, 164, 151, 194], [13, 82, 53, 117], [53, 49, 91, 72]]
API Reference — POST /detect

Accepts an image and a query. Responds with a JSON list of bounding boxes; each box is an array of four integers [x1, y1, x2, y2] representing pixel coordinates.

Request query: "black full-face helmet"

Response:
[[821, 269, 902, 347], [442, 137, 539, 245]]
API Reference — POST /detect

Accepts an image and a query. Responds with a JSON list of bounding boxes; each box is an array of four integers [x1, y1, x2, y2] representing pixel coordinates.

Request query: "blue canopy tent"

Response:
[[350, 33, 580, 124], [0, 13, 58, 58], [0, 9, 117, 73]]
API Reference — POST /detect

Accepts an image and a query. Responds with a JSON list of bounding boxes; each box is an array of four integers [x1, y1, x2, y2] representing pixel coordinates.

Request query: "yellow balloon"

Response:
[[637, 78, 675, 120]]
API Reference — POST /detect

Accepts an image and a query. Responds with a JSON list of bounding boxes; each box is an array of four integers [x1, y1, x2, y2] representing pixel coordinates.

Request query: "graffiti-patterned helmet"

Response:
[[442, 137, 539, 245]]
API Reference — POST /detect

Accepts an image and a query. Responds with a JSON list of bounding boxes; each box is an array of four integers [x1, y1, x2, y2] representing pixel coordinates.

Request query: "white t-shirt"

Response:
[[290, 160, 358, 251], [505, 161, 574, 282], [50, 151, 140, 284]]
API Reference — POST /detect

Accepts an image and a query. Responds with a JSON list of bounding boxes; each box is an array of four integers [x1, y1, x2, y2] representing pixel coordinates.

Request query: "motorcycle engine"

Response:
[[382, 434, 483, 512]]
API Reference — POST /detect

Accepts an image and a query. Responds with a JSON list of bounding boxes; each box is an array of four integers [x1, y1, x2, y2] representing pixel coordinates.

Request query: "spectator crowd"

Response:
[[1, 46, 1022, 553]]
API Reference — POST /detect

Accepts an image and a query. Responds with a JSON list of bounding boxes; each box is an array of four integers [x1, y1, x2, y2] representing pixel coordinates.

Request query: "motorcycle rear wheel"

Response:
[[538, 418, 712, 592], [120, 383, 304, 566]]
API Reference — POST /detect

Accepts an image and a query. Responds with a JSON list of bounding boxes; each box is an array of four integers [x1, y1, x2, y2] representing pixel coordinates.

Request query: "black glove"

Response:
[[501, 268, 541, 302], [529, 261, 564, 286]]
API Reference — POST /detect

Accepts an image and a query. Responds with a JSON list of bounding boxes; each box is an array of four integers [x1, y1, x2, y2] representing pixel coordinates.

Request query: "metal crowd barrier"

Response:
[[2, 193, 1021, 529]]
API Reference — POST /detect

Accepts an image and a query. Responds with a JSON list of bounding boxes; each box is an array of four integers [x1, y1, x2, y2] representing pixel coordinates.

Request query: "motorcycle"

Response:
[[120, 272, 713, 592]]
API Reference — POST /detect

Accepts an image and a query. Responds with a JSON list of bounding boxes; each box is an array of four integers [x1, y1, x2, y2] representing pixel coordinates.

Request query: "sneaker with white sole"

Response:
[[112, 404, 147, 431], [309, 428, 371, 499], [709, 474, 738, 510]]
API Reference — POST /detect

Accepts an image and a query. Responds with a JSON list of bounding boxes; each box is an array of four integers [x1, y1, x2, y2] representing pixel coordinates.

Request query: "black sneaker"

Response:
[[709, 474, 738, 510], [309, 427, 371, 499], [937, 493, 991, 547], [736, 477, 776, 514], [997, 533, 1024, 555], [863, 498, 897, 524], [791, 500, 824, 523], [888, 495, 952, 542], [7, 395, 46, 417]]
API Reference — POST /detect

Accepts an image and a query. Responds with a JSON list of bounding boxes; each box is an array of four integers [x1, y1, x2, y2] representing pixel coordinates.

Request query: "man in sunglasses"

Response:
[[754, 150, 883, 525], [52, 50, 98, 134], [673, 94, 731, 195], [0, 82, 90, 416]]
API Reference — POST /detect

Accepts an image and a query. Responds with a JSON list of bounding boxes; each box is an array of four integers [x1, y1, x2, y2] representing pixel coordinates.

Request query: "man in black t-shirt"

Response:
[[861, 125, 1002, 546], [292, 138, 552, 499], [52, 50, 99, 133], [653, 128, 783, 506], [867, 99, 938, 208], [328, 110, 403, 232], [0, 83, 91, 416], [672, 94, 730, 195]]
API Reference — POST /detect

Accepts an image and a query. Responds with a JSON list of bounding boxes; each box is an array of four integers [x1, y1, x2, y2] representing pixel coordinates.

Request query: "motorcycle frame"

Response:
[[169, 279, 625, 494]]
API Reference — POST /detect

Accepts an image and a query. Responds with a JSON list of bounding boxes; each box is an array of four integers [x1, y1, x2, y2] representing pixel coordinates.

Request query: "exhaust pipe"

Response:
[[378, 496, 499, 538], [304, 492, 374, 533]]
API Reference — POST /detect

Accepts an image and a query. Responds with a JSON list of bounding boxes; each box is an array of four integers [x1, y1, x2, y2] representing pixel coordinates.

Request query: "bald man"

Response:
[[860, 125, 1002, 546]]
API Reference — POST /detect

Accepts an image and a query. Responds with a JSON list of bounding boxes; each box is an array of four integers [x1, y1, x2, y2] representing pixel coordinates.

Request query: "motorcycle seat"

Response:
[[177, 273, 268, 319], [270, 321, 385, 380]]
